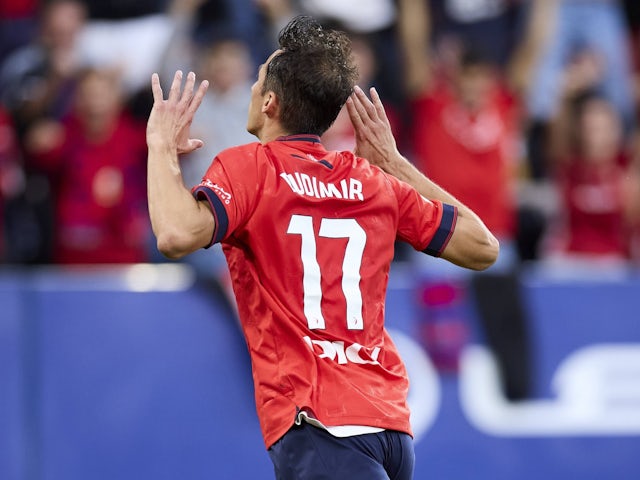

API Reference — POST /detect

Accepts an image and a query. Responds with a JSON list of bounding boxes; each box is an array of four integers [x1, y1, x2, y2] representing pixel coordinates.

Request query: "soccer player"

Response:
[[146, 16, 498, 480]]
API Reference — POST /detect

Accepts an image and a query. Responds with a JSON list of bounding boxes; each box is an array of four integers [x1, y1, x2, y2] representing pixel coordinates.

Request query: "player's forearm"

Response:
[[147, 146, 214, 259], [379, 151, 463, 207], [384, 152, 500, 270], [441, 208, 500, 271]]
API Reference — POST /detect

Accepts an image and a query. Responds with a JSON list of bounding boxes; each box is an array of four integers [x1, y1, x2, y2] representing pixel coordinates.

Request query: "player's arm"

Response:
[[147, 70, 214, 259], [346, 85, 499, 271]]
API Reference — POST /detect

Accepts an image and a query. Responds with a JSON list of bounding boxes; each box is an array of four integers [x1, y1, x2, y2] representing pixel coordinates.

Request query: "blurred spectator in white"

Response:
[[75, 0, 176, 96], [526, 0, 635, 180], [542, 50, 640, 264], [0, 0, 87, 137], [24, 67, 150, 264]]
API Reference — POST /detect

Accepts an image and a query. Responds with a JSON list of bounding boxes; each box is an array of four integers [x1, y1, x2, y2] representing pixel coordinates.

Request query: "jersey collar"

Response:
[[275, 134, 321, 143]]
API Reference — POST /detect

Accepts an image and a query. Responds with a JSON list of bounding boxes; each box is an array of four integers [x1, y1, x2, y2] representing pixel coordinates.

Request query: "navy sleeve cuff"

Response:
[[193, 186, 230, 247], [423, 203, 457, 257]]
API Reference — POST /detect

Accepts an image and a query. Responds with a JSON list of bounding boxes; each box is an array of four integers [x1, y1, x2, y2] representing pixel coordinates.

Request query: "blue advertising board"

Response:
[[1, 262, 639, 479]]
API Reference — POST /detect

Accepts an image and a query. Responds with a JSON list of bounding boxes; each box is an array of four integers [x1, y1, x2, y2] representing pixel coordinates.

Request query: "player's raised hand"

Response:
[[147, 70, 209, 155], [346, 85, 400, 171]]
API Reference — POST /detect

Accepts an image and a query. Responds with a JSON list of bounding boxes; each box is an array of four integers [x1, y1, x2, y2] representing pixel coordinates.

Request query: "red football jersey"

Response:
[[193, 135, 457, 448]]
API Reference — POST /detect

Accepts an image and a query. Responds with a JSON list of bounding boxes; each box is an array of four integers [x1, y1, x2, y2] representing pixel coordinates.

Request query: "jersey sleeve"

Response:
[[190, 144, 261, 247], [389, 174, 458, 257]]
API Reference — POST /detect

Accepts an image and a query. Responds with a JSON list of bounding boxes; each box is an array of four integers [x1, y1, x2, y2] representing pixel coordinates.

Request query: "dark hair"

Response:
[[262, 16, 358, 136]]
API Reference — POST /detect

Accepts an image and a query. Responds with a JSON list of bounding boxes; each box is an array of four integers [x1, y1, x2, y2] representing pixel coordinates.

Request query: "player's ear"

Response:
[[262, 91, 280, 117]]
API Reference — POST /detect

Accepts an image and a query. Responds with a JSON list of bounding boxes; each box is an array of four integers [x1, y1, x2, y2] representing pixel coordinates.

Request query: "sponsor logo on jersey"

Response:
[[202, 179, 232, 204], [303, 336, 380, 365], [280, 172, 364, 201]]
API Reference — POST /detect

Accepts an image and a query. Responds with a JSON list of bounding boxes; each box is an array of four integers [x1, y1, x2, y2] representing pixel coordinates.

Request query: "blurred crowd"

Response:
[[1, 0, 640, 270]]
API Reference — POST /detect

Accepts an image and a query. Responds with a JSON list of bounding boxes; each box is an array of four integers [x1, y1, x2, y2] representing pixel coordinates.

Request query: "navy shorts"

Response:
[[268, 422, 415, 480]]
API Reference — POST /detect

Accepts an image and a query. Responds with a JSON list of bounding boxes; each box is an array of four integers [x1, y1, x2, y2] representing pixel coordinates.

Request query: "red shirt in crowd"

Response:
[[410, 81, 518, 239], [558, 157, 630, 257], [32, 112, 149, 264]]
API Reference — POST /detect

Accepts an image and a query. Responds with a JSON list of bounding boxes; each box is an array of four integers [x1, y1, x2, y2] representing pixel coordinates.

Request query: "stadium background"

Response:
[[1, 0, 640, 478]]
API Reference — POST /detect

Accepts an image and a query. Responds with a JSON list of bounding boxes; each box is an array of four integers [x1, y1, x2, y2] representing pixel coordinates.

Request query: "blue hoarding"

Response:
[[1, 262, 639, 479]]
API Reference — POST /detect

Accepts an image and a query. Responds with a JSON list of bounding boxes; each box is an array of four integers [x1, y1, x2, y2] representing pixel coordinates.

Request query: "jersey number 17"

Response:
[[287, 214, 366, 331]]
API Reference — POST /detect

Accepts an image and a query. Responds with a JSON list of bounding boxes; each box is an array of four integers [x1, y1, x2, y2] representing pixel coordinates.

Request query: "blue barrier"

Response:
[[1, 263, 639, 479]]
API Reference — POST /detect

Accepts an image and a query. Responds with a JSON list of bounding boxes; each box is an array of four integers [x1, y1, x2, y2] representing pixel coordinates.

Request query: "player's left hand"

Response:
[[147, 70, 209, 155], [346, 85, 399, 171]]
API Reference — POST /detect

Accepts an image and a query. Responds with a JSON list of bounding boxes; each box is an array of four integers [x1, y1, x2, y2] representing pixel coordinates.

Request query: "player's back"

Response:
[[195, 134, 448, 447], [231, 136, 401, 344]]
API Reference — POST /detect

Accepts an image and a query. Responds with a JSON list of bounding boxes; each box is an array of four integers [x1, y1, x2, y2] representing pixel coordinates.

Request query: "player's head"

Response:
[[247, 16, 358, 137]]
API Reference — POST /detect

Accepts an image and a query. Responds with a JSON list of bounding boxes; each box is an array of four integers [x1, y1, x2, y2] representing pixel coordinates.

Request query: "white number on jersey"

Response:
[[287, 215, 366, 331]]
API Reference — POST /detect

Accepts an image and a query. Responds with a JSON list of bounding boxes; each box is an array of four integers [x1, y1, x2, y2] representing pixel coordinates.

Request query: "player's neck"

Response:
[[257, 120, 290, 144]]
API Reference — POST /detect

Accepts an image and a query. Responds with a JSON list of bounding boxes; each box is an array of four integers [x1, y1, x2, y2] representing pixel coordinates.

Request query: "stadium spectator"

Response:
[[146, 16, 497, 478], [525, 0, 635, 180], [25, 67, 149, 264], [543, 52, 640, 262], [0, 0, 88, 263], [397, 0, 554, 264], [396, 0, 555, 399], [0, 0, 87, 138]]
